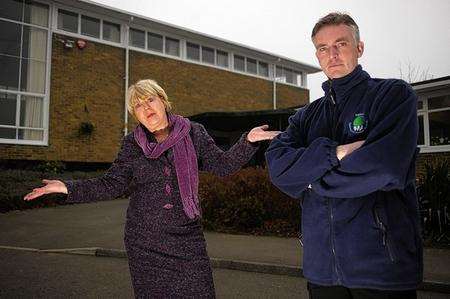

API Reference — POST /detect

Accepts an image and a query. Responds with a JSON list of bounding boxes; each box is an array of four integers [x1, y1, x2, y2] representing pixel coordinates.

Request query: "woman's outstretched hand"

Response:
[[247, 125, 281, 143], [23, 179, 68, 201]]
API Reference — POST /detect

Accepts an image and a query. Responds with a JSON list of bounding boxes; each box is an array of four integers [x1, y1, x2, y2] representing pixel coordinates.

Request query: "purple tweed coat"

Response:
[[65, 122, 258, 298]]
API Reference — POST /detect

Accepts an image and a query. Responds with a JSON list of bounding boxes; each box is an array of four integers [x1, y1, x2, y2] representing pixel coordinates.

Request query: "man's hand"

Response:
[[24, 179, 68, 201], [336, 140, 365, 161], [247, 125, 281, 143]]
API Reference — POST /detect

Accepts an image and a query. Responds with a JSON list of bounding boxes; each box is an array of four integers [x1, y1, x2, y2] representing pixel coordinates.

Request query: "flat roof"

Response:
[[411, 76, 450, 92], [411, 76, 450, 86], [57, 0, 321, 74]]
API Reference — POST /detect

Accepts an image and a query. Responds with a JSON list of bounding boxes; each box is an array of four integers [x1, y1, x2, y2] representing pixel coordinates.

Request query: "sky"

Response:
[[92, 0, 450, 102]]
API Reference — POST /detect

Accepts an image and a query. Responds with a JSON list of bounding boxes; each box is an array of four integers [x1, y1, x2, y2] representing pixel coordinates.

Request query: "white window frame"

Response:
[[417, 90, 450, 153], [53, 5, 123, 46], [0, 0, 52, 146], [215, 49, 229, 69]]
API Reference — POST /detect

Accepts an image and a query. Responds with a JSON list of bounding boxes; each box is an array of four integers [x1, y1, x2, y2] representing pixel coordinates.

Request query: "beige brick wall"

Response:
[[0, 35, 309, 163], [129, 51, 308, 117]]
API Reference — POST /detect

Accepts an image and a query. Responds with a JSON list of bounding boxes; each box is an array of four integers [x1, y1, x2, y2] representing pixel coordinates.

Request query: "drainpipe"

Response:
[[124, 23, 130, 136]]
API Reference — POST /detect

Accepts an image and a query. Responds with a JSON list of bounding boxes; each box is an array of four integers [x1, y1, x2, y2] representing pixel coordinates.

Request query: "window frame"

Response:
[[0, 0, 51, 146], [417, 90, 450, 153], [54, 6, 122, 45]]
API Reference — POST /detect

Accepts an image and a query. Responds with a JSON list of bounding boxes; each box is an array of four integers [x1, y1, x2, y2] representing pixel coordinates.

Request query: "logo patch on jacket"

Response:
[[348, 114, 368, 134]]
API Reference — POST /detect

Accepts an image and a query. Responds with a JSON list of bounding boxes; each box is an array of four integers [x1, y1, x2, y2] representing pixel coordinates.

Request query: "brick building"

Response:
[[0, 0, 320, 165], [412, 76, 450, 178]]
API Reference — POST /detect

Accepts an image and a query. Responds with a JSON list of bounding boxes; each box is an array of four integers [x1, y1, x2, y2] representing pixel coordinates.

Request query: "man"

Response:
[[265, 12, 422, 298]]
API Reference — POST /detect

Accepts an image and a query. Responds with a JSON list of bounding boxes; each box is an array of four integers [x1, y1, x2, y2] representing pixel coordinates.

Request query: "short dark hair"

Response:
[[311, 12, 360, 43]]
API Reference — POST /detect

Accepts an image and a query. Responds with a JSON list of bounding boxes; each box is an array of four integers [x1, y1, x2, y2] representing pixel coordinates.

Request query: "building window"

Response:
[[428, 94, 450, 146], [58, 9, 78, 33], [81, 15, 100, 38], [418, 115, 425, 145], [276, 65, 303, 86], [295, 71, 303, 86], [103, 21, 120, 43], [0, 0, 49, 144], [234, 55, 245, 72], [201, 46, 214, 65], [25, 1, 49, 27], [165, 37, 180, 57], [258, 61, 268, 77], [186, 42, 200, 61], [0, 0, 23, 22], [246, 58, 257, 74], [216, 50, 228, 68], [285, 68, 295, 84], [148, 32, 163, 52], [129, 28, 145, 48], [418, 93, 450, 150]]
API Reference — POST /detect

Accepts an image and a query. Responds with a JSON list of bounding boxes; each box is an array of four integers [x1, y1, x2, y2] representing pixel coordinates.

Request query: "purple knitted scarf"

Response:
[[134, 114, 200, 219]]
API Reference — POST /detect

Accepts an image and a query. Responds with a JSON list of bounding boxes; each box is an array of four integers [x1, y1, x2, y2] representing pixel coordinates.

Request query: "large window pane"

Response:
[[19, 128, 42, 140], [258, 61, 268, 77], [103, 21, 120, 43], [234, 55, 245, 71], [22, 26, 47, 61], [217, 50, 228, 68], [246, 58, 257, 74], [276, 66, 283, 79], [58, 9, 78, 33], [285, 68, 294, 84], [418, 115, 424, 145], [0, 93, 17, 125], [202, 46, 214, 64], [20, 95, 43, 128], [21, 59, 46, 93], [0, 55, 20, 90], [295, 72, 303, 86], [147, 32, 163, 52], [129, 28, 145, 48], [429, 110, 450, 146], [0, 20, 22, 57], [0, 0, 23, 22], [0, 127, 16, 139], [186, 42, 199, 61], [81, 15, 100, 38], [428, 94, 450, 110], [24, 1, 49, 27], [417, 100, 423, 110], [165, 37, 179, 57]]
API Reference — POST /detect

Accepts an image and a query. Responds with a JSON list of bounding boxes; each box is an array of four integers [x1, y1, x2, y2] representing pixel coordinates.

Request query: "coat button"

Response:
[[163, 203, 173, 209], [165, 184, 171, 195], [164, 166, 171, 176]]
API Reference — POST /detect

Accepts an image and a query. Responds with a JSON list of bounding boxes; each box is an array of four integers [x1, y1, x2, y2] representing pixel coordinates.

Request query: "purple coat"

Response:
[[65, 122, 258, 298]]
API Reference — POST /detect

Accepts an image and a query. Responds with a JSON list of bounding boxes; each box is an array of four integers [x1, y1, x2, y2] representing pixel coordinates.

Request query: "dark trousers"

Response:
[[307, 282, 417, 299]]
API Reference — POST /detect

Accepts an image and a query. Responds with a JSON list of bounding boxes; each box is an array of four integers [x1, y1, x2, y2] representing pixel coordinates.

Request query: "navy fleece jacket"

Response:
[[265, 65, 423, 290]]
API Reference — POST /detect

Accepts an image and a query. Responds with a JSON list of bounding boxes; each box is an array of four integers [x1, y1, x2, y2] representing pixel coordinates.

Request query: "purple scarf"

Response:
[[134, 114, 200, 219]]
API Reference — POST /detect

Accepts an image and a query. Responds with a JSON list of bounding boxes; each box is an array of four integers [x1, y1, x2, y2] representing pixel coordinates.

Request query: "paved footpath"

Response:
[[1, 199, 449, 297]]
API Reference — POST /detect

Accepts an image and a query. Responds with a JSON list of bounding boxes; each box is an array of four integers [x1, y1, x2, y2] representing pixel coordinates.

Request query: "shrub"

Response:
[[200, 167, 301, 236], [417, 158, 450, 246], [0, 169, 103, 213], [35, 161, 66, 173]]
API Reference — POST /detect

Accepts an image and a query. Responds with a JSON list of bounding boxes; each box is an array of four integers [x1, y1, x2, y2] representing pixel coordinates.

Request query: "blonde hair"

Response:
[[126, 79, 172, 116]]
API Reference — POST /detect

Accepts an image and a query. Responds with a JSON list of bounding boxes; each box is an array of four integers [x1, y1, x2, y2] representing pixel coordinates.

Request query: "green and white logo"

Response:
[[349, 114, 367, 134]]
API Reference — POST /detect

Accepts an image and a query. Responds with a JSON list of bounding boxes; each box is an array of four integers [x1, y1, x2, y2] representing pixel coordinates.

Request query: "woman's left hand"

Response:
[[247, 125, 281, 143]]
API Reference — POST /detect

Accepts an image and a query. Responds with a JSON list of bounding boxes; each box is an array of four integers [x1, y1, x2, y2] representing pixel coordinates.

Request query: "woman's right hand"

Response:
[[23, 179, 68, 201]]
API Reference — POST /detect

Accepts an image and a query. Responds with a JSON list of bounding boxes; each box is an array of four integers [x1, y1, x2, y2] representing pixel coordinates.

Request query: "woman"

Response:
[[24, 79, 280, 298]]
